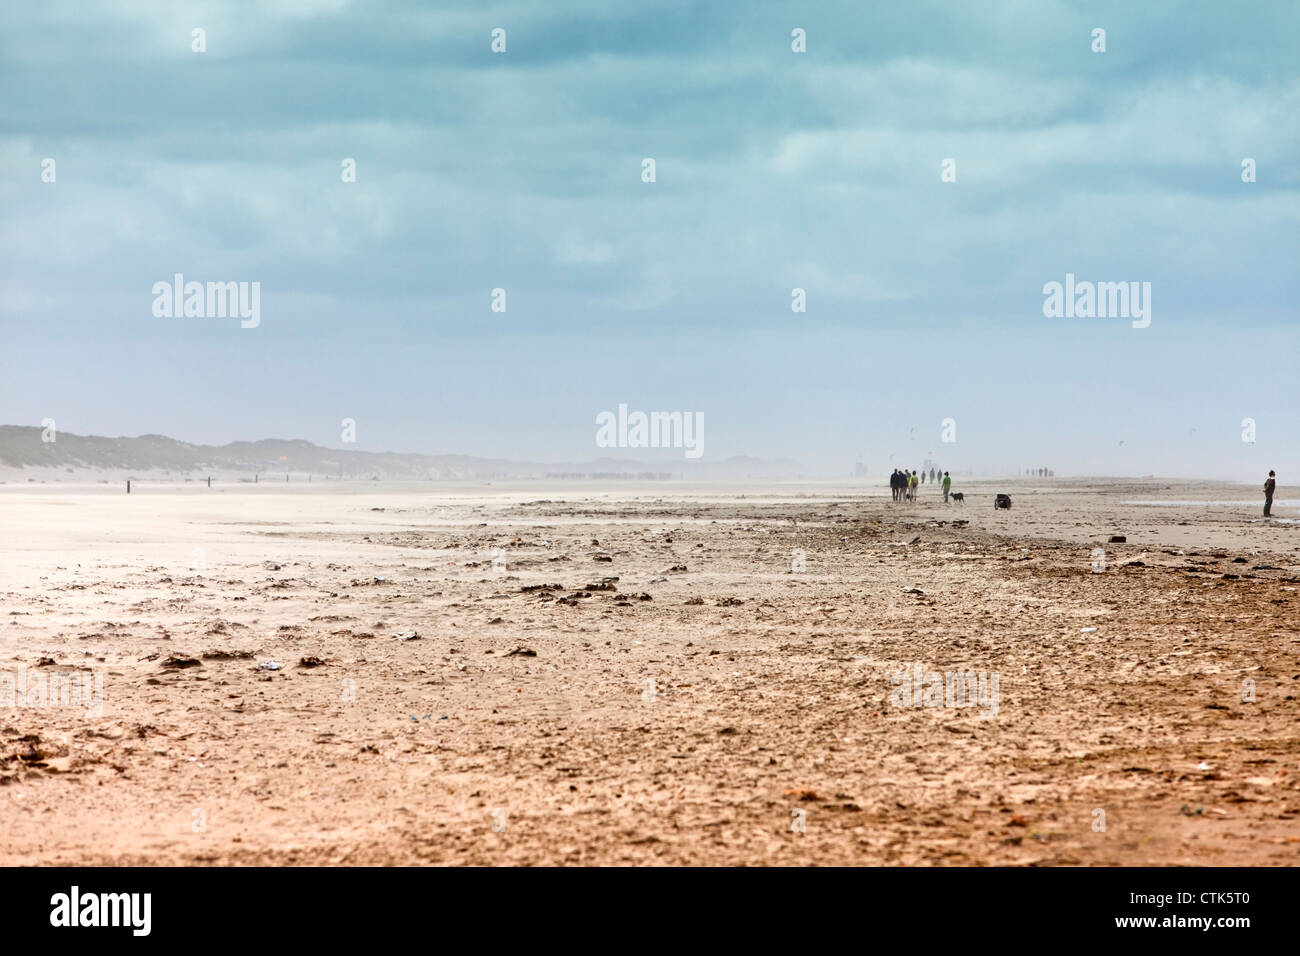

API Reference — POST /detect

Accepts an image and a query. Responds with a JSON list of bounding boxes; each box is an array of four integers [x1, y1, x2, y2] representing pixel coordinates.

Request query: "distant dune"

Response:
[[0, 426, 806, 481]]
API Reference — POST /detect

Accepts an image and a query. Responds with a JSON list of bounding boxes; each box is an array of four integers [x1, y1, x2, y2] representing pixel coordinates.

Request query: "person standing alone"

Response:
[[1264, 470, 1277, 517], [942, 471, 951, 503]]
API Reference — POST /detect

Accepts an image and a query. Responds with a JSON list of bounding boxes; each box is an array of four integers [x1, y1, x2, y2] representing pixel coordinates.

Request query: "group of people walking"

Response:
[[890, 468, 953, 503]]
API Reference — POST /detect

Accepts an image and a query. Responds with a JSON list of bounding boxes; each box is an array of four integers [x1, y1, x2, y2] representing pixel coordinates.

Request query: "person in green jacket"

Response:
[[942, 471, 952, 503]]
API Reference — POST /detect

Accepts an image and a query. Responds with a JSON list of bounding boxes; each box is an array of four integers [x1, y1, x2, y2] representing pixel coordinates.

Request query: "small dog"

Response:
[[950, 492, 965, 504], [994, 494, 1012, 510]]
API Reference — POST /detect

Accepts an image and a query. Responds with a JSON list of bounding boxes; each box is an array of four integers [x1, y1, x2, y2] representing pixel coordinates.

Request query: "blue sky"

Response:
[[1, 0, 1296, 477]]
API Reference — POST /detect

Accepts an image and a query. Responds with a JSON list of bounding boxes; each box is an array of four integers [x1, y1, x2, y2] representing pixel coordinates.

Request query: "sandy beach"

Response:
[[2, 477, 1297, 865]]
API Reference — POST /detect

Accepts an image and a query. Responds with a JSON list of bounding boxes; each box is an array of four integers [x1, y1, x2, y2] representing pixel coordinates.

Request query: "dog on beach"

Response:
[[950, 492, 965, 504], [994, 494, 1011, 510]]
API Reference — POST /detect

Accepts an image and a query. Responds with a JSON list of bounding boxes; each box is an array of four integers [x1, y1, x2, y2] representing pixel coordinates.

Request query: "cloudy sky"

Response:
[[1, 0, 1296, 478]]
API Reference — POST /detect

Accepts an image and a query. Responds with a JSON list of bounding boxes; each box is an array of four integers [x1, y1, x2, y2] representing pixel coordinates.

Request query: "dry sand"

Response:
[[1, 477, 1297, 865]]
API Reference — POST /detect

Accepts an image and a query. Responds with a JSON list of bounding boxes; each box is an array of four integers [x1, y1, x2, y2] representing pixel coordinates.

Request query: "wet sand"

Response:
[[2, 477, 1297, 865]]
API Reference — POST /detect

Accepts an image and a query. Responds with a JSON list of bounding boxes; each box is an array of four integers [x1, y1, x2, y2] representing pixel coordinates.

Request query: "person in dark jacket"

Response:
[[1264, 470, 1277, 517]]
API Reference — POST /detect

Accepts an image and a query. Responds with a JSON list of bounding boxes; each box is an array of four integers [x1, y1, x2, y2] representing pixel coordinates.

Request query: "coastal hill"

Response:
[[0, 425, 805, 481]]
